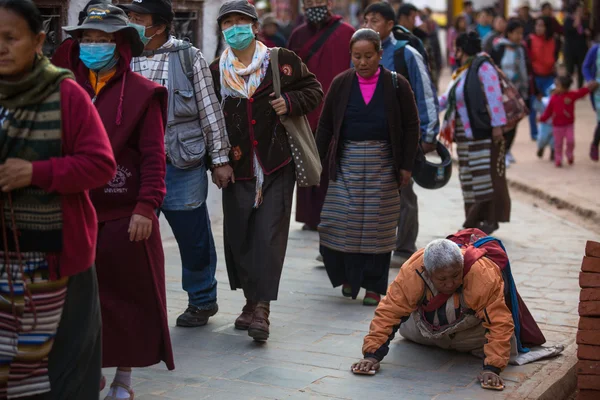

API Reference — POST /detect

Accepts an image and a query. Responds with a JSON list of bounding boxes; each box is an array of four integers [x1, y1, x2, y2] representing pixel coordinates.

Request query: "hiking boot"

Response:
[[176, 304, 218, 327], [248, 302, 270, 342], [590, 143, 599, 162], [234, 300, 257, 330]]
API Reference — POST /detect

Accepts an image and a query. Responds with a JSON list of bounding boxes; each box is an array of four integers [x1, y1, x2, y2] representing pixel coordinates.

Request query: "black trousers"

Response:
[[32, 266, 102, 400], [565, 51, 588, 88], [504, 128, 517, 152], [594, 122, 600, 147]]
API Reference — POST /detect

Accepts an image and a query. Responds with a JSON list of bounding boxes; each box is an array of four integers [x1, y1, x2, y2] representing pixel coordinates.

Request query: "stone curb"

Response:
[[506, 178, 600, 226], [507, 344, 578, 400]]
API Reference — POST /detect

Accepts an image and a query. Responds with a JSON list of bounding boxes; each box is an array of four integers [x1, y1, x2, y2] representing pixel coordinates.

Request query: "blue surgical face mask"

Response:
[[130, 23, 155, 46], [222, 24, 255, 50], [79, 43, 118, 72]]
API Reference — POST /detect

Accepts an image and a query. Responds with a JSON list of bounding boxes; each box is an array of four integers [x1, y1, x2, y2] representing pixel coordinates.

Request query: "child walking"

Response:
[[539, 75, 594, 167], [535, 83, 556, 161]]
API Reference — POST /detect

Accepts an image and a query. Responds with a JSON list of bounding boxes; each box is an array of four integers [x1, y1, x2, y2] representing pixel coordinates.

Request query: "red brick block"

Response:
[[578, 389, 600, 400], [578, 331, 600, 346], [580, 317, 600, 331], [586, 241, 600, 258], [581, 289, 600, 302], [580, 302, 600, 317], [578, 375, 600, 390], [579, 345, 600, 361], [582, 256, 600, 273], [577, 360, 600, 375], [580, 272, 600, 288]]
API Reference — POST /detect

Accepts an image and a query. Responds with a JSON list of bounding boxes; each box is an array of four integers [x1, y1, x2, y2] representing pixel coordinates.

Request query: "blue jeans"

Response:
[[161, 163, 217, 310], [529, 75, 555, 139]]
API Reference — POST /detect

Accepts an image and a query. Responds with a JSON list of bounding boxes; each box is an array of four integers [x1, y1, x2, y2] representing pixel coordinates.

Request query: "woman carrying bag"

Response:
[[209, 0, 323, 342]]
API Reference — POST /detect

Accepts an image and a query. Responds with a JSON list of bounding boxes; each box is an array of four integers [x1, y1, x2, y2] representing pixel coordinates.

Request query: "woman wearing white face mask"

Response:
[[209, 0, 323, 342]]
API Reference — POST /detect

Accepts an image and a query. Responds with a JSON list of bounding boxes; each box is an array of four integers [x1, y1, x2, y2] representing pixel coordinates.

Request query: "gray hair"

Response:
[[350, 28, 382, 52], [423, 239, 464, 274]]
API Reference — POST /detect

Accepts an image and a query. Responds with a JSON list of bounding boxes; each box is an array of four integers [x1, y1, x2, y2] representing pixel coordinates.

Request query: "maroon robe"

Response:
[[288, 16, 355, 229], [55, 37, 174, 370]]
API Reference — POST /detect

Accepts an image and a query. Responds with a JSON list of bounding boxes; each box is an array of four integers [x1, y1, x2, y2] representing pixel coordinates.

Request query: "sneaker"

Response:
[[591, 143, 599, 162], [536, 148, 544, 159], [555, 162, 562, 168], [316, 254, 323, 263], [176, 304, 218, 327], [363, 291, 381, 306], [506, 152, 516, 164], [342, 283, 352, 298]]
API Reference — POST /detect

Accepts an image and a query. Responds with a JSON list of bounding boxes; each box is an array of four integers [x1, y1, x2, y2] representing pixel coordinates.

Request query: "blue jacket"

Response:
[[582, 44, 599, 109], [381, 31, 440, 144]]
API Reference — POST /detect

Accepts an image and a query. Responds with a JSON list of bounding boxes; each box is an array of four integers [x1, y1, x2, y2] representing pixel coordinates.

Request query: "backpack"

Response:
[[392, 25, 430, 81], [472, 55, 529, 132], [140, 40, 196, 85]]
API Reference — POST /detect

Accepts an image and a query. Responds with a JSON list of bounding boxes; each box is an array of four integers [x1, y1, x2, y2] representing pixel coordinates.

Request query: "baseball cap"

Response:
[[217, 1, 258, 24], [119, 0, 175, 23]]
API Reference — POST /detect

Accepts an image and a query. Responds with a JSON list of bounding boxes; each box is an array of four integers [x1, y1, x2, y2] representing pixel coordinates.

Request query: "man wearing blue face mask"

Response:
[[287, 0, 355, 259], [118, 0, 232, 329]]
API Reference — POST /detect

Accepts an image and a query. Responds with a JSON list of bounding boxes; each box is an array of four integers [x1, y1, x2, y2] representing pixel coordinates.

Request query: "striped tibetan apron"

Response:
[[319, 140, 400, 254]]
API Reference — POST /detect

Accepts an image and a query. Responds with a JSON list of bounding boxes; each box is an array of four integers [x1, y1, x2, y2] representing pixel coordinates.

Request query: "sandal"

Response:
[[104, 382, 134, 400], [342, 283, 352, 298], [363, 291, 381, 306]]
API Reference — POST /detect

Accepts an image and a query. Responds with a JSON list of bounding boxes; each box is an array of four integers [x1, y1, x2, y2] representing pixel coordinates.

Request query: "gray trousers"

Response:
[[395, 180, 419, 255]]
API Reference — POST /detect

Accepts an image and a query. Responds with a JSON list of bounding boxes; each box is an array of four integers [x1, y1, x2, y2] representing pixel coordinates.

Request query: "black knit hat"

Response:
[[119, 0, 175, 23]]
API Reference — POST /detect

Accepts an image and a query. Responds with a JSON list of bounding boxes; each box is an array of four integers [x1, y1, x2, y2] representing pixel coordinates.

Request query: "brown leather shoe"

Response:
[[234, 300, 257, 330], [248, 301, 270, 342]]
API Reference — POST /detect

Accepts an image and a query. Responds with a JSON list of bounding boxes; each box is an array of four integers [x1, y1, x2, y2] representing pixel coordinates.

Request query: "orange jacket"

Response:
[[362, 249, 515, 371]]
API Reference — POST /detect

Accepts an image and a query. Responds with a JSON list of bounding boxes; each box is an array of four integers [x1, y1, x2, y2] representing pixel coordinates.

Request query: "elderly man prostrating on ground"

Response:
[[352, 229, 563, 391]]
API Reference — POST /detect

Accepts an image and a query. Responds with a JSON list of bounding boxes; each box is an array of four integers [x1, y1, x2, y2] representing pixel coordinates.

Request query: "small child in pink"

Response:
[[539, 75, 592, 167]]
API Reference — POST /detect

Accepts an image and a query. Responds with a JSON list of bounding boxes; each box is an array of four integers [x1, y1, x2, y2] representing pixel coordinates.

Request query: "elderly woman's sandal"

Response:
[[351, 367, 377, 375], [104, 382, 134, 400], [481, 381, 505, 391]]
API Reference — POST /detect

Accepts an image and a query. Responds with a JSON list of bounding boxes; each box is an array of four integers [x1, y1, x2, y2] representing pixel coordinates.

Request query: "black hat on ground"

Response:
[[217, 1, 258, 24], [63, 3, 145, 57], [412, 142, 453, 190], [119, 0, 175, 23]]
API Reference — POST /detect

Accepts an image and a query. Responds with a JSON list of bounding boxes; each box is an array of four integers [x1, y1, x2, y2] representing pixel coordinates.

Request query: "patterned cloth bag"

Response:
[[270, 48, 322, 187]]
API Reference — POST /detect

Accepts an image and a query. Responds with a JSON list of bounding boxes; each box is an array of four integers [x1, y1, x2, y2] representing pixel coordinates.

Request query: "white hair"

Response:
[[423, 239, 464, 274]]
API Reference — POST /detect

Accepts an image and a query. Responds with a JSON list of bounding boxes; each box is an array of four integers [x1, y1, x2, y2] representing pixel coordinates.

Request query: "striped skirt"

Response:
[[319, 141, 400, 254], [0, 252, 68, 399], [455, 119, 511, 228]]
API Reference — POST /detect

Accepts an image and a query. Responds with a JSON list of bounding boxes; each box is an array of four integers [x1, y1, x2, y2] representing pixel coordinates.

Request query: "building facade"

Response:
[[34, 0, 227, 60]]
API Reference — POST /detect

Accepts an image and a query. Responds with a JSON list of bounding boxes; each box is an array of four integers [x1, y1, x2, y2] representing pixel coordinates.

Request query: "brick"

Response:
[[580, 272, 600, 288], [577, 360, 600, 375], [578, 331, 600, 346], [578, 345, 600, 361], [580, 317, 600, 330], [578, 389, 600, 400], [578, 375, 600, 390], [582, 256, 600, 273], [586, 241, 600, 258], [581, 289, 600, 302], [580, 302, 600, 317]]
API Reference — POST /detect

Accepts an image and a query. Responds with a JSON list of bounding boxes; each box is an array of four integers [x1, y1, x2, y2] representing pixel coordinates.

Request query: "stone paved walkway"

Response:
[[100, 173, 594, 400]]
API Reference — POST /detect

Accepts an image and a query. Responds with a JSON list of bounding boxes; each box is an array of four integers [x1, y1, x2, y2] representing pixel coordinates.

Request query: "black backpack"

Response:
[[391, 25, 430, 80]]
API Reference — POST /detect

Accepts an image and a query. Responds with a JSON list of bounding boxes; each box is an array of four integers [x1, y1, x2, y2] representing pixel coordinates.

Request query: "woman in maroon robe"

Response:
[[59, 4, 174, 399], [288, 3, 356, 231]]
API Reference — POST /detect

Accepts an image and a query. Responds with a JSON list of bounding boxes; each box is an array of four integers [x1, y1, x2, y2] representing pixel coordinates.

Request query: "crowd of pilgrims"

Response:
[[0, 0, 595, 398]]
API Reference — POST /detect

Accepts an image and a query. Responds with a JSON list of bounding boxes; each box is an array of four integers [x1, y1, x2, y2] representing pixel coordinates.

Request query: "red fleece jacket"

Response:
[[31, 79, 116, 278], [539, 87, 590, 126]]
